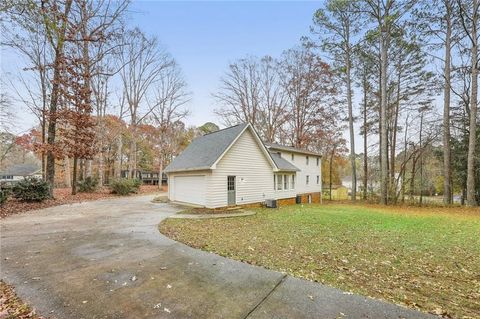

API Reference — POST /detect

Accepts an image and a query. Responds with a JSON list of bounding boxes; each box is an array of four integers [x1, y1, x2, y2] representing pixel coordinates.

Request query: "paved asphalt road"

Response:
[[1, 195, 435, 318]]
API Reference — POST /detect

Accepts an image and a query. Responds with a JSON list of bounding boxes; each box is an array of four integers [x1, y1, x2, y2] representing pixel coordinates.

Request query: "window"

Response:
[[273, 175, 276, 190], [306, 156, 309, 165], [291, 153, 294, 161], [291, 175, 295, 189], [316, 157, 320, 166], [277, 174, 283, 190], [284, 174, 288, 190], [316, 175, 320, 184], [306, 175, 310, 185]]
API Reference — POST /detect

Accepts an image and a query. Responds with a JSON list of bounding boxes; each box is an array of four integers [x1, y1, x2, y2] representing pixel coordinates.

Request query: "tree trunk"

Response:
[[346, 51, 356, 201], [362, 75, 368, 201], [98, 146, 104, 186], [64, 156, 71, 188], [443, 13, 453, 205], [410, 150, 416, 202], [115, 134, 123, 178], [43, 0, 73, 198], [79, 159, 84, 181], [45, 48, 63, 197], [466, 0, 478, 206], [400, 116, 409, 203], [380, 29, 389, 204], [86, 160, 92, 178], [129, 139, 137, 178], [329, 150, 334, 201], [158, 155, 164, 190], [419, 112, 424, 206], [391, 66, 401, 202], [72, 156, 78, 195]]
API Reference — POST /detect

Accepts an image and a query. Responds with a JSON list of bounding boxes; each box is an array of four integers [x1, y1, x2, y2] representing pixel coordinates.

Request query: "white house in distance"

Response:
[[0, 163, 42, 185], [164, 123, 322, 208]]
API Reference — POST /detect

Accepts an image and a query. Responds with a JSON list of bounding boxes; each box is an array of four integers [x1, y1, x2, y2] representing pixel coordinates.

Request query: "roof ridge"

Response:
[[203, 123, 247, 136]]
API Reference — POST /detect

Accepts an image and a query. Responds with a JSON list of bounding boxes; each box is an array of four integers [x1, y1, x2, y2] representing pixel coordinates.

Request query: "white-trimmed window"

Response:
[[273, 175, 276, 190], [306, 156, 309, 165], [291, 153, 294, 161], [316, 175, 320, 184], [306, 175, 310, 185], [284, 174, 288, 190], [291, 175, 295, 189], [316, 157, 320, 166], [277, 174, 283, 190]]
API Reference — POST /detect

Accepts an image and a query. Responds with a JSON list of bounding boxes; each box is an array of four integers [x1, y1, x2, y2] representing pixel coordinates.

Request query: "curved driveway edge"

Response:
[[0, 195, 435, 318], [168, 211, 256, 219]]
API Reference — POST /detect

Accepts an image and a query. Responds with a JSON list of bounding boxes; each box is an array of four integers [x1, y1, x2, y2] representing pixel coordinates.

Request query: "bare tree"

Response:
[[0, 80, 14, 133], [457, 0, 479, 206], [362, 0, 417, 204], [311, 0, 363, 200], [118, 28, 174, 178], [214, 56, 287, 142], [148, 61, 190, 188], [279, 46, 337, 149]]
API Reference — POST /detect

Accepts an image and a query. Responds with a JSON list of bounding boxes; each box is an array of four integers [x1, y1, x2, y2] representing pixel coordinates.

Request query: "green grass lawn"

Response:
[[160, 203, 480, 318]]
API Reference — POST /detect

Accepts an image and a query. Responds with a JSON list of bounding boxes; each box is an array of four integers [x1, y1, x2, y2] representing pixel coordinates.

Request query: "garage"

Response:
[[172, 175, 206, 206]]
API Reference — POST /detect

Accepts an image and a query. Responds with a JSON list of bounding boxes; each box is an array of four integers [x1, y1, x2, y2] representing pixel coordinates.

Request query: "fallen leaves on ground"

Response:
[[0, 280, 53, 319], [0, 185, 161, 219], [159, 203, 480, 319]]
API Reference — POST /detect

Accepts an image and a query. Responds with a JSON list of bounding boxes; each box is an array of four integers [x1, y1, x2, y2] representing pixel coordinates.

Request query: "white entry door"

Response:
[[173, 175, 206, 206]]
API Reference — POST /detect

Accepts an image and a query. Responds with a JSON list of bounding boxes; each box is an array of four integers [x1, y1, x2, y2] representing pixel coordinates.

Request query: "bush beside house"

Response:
[[12, 178, 50, 202]]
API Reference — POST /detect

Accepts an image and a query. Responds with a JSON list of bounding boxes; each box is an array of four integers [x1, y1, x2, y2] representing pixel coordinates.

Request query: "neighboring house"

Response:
[[342, 176, 360, 194], [164, 123, 322, 208], [0, 163, 42, 185], [121, 170, 168, 185], [323, 184, 349, 200]]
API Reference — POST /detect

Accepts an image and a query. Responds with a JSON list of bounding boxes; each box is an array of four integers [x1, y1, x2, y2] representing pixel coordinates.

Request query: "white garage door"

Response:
[[173, 175, 206, 206]]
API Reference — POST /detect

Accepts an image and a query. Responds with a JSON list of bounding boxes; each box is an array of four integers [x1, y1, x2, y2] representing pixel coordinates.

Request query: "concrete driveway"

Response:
[[1, 195, 434, 319]]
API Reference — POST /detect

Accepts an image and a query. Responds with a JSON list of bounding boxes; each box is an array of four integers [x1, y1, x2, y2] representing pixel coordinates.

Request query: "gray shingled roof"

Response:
[[269, 151, 300, 172], [164, 123, 249, 173], [0, 163, 41, 176], [266, 143, 322, 157]]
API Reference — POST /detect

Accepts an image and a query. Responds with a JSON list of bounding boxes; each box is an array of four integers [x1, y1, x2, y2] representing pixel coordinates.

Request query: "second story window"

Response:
[[291, 153, 294, 161], [306, 175, 309, 185], [316, 157, 319, 166], [306, 156, 309, 165]]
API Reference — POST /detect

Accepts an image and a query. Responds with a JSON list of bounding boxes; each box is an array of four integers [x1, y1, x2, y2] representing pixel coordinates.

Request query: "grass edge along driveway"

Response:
[[160, 203, 480, 319]]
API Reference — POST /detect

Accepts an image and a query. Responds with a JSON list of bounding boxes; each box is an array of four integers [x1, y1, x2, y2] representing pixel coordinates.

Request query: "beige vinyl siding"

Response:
[[275, 151, 321, 195], [207, 129, 275, 208]]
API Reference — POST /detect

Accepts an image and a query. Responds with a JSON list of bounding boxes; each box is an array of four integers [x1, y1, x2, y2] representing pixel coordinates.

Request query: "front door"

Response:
[[227, 176, 236, 206]]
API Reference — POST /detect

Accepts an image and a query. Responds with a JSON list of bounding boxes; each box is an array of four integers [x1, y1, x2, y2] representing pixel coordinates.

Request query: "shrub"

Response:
[[110, 178, 140, 196], [12, 178, 50, 202], [0, 188, 9, 205], [77, 176, 99, 193], [132, 178, 142, 189]]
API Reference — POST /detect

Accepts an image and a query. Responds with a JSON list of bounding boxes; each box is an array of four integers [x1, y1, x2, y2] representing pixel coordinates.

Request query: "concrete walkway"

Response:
[[0, 195, 435, 318]]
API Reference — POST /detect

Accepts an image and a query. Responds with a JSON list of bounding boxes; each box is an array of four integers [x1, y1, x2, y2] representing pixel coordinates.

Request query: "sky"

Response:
[[1, 1, 370, 151], [126, 0, 321, 126]]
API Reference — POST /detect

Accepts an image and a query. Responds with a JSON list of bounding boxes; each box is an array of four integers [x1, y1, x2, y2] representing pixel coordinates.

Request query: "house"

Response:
[[341, 176, 360, 194], [164, 123, 322, 208], [322, 184, 349, 200], [120, 170, 168, 186], [0, 163, 42, 185]]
